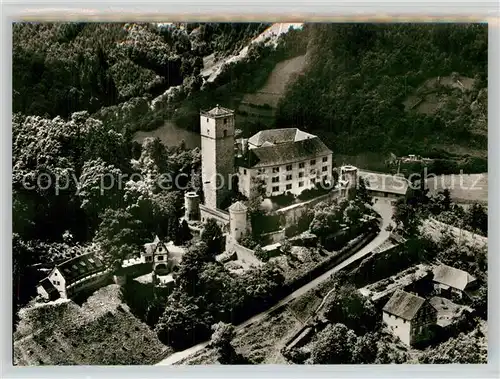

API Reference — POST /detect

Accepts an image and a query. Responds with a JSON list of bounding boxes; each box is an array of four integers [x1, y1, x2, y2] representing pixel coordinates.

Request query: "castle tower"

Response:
[[228, 201, 248, 242], [200, 105, 235, 209], [340, 165, 358, 190], [184, 191, 200, 221]]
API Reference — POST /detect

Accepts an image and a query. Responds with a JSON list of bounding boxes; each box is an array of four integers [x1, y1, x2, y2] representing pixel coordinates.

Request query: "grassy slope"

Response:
[[14, 285, 172, 366]]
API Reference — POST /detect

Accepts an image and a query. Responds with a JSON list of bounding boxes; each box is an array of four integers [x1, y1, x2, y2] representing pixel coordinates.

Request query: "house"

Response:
[[36, 278, 59, 302], [358, 170, 410, 198], [382, 290, 438, 346], [36, 253, 109, 301], [237, 128, 333, 198], [141, 236, 186, 273], [432, 264, 477, 299]]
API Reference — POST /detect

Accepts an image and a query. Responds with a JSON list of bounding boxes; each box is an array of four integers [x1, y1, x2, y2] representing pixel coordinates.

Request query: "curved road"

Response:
[[157, 197, 394, 365]]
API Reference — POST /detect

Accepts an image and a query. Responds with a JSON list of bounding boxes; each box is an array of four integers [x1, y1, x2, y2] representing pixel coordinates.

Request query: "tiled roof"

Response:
[[244, 135, 332, 168], [228, 201, 247, 212], [56, 253, 106, 285], [203, 105, 234, 117], [39, 278, 57, 294], [358, 170, 410, 195], [433, 264, 476, 291], [144, 235, 162, 255], [383, 290, 426, 321]]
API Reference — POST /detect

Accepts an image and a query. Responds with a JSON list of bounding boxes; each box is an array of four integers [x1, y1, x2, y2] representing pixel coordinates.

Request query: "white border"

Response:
[[1, 1, 499, 378]]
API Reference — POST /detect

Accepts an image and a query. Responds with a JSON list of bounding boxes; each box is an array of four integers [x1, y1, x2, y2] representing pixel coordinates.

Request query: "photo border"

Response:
[[1, 1, 499, 378]]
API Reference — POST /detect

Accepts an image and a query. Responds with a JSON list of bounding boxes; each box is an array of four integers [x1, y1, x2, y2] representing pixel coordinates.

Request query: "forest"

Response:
[[276, 23, 488, 158]]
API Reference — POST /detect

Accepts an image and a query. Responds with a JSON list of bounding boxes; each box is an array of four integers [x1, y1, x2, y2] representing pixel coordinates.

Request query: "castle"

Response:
[[183, 105, 355, 249]]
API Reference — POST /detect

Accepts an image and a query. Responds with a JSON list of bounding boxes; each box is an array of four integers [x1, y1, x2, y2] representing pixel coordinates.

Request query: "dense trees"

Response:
[[418, 330, 487, 363], [276, 23, 487, 157], [311, 323, 357, 364], [201, 219, 225, 256]]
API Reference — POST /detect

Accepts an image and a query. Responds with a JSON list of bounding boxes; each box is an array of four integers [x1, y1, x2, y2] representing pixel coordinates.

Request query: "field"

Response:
[[14, 285, 172, 365], [424, 173, 488, 204], [242, 54, 307, 108]]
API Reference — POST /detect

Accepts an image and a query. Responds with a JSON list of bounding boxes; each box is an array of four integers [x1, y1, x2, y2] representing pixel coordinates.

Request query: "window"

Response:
[[258, 168, 265, 174], [299, 181, 304, 187], [299, 162, 305, 169], [158, 247, 163, 253], [224, 118, 228, 124], [54, 272, 57, 276], [286, 184, 292, 190], [286, 165, 292, 171], [323, 175, 328, 182], [272, 176, 279, 183], [311, 178, 316, 185], [272, 167, 279, 173], [310, 159, 316, 165], [322, 156, 328, 162], [157, 255, 164, 261], [272, 186, 279, 192], [286, 174, 292, 181], [322, 166, 328, 172], [207, 118, 209, 123], [298, 172, 304, 178], [243, 169, 247, 175], [223, 130, 228, 137], [146, 256, 152, 262], [310, 169, 316, 175]]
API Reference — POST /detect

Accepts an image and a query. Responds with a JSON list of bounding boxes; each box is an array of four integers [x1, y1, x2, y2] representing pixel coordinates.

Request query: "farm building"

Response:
[[36, 253, 110, 301], [432, 264, 477, 299], [382, 290, 438, 346]]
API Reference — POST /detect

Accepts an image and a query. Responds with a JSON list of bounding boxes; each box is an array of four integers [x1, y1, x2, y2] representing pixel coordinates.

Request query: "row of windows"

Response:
[[145, 255, 167, 262], [257, 157, 329, 175], [52, 280, 61, 286], [268, 166, 329, 183], [271, 176, 329, 193]]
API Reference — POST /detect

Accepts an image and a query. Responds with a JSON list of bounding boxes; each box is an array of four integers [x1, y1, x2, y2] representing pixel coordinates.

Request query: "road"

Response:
[[156, 197, 394, 365]]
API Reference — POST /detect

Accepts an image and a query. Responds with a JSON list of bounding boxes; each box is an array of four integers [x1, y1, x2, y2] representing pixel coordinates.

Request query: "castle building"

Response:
[[237, 128, 333, 197], [200, 105, 236, 210]]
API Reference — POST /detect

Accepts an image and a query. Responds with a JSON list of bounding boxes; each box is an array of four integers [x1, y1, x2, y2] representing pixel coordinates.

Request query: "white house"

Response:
[[432, 264, 477, 299], [236, 128, 333, 198], [141, 236, 186, 273], [382, 290, 438, 346], [36, 253, 109, 301]]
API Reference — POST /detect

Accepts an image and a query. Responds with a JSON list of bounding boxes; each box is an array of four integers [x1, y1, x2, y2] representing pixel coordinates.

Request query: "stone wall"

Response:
[[276, 187, 343, 227], [199, 204, 230, 231], [261, 228, 286, 245]]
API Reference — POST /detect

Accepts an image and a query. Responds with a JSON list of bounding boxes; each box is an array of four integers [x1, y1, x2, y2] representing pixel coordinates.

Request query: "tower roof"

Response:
[[202, 104, 234, 118], [228, 201, 247, 212]]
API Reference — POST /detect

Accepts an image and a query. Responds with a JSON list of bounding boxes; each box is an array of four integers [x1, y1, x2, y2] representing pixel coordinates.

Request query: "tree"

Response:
[[174, 242, 214, 294], [323, 283, 378, 334], [392, 197, 423, 237], [356, 177, 373, 205], [201, 218, 224, 256], [465, 203, 487, 236], [178, 219, 193, 245], [418, 331, 486, 363], [209, 322, 238, 364], [352, 333, 379, 364], [93, 208, 148, 269], [310, 323, 357, 364]]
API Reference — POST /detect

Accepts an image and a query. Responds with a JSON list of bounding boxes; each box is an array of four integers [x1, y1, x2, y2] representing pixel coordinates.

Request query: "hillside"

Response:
[[12, 22, 269, 118], [13, 285, 172, 365], [275, 23, 488, 161]]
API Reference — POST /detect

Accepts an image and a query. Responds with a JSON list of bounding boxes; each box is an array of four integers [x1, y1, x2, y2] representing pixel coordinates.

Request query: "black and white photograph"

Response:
[[11, 21, 489, 366]]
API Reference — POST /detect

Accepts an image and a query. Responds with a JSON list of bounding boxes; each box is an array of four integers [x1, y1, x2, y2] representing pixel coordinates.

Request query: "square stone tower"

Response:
[[200, 105, 235, 209]]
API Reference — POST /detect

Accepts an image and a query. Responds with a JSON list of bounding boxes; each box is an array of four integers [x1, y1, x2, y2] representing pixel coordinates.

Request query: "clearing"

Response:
[[424, 173, 488, 204]]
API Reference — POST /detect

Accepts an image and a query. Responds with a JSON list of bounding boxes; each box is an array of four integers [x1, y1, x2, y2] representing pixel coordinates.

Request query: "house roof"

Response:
[[39, 277, 57, 294], [201, 105, 234, 117], [228, 201, 247, 212], [242, 129, 332, 168], [143, 235, 163, 255], [358, 170, 410, 196], [433, 264, 476, 291], [383, 290, 426, 321], [55, 253, 106, 285]]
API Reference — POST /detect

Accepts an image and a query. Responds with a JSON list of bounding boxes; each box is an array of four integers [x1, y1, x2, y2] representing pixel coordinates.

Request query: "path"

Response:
[[156, 197, 394, 365]]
